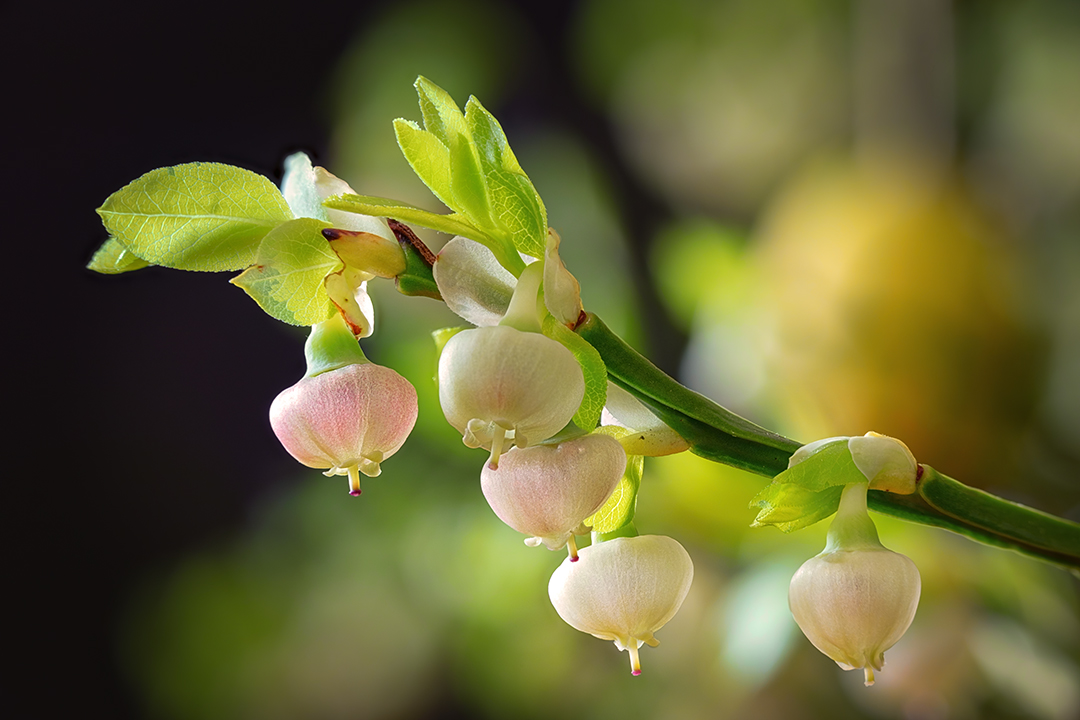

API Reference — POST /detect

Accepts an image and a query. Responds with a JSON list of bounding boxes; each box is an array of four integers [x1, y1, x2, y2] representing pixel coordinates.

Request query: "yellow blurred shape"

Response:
[[752, 156, 1044, 488]]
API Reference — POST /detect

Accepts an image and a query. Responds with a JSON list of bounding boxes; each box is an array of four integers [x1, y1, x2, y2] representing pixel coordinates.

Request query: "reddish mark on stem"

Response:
[[387, 219, 437, 266], [348, 489, 362, 497], [631, 669, 641, 676]]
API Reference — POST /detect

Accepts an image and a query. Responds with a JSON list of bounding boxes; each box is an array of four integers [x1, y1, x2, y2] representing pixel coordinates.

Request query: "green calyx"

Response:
[[304, 313, 369, 378], [823, 483, 884, 553]]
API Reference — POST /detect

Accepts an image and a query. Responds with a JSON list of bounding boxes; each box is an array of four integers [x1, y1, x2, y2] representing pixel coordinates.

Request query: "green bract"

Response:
[[230, 218, 338, 326], [542, 315, 607, 433], [749, 438, 867, 532]]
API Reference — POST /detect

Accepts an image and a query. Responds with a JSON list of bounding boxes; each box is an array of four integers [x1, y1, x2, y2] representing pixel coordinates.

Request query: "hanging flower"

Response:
[[481, 433, 626, 556], [439, 325, 584, 466], [788, 481, 921, 685], [548, 534, 694, 675], [269, 315, 418, 495]]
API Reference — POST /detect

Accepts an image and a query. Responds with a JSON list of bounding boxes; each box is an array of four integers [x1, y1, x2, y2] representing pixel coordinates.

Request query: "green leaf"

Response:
[[230, 218, 338, 325], [87, 237, 150, 274], [393, 119, 454, 208], [465, 97, 547, 258], [323, 194, 479, 238], [749, 440, 867, 532], [97, 163, 293, 271], [415, 76, 468, 148], [585, 452, 643, 534], [543, 314, 607, 432], [447, 131, 496, 230], [411, 77, 494, 230]]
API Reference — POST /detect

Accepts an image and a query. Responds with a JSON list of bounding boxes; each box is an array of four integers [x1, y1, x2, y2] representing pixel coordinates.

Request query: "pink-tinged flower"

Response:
[[481, 434, 626, 556], [548, 534, 694, 675], [270, 363, 418, 495]]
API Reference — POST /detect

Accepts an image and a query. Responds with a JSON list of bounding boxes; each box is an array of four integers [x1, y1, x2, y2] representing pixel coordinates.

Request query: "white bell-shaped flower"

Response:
[[788, 482, 921, 685], [438, 261, 585, 466], [481, 433, 626, 555], [439, 325, 584, 466], [548, 534, 694, 675]]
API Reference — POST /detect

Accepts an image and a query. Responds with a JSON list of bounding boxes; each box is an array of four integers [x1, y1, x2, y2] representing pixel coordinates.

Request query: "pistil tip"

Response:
[[631, 669, 641, 676], [349, 489, 362, 497]]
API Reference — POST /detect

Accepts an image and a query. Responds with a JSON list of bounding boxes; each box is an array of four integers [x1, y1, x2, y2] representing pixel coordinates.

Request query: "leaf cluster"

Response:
[[324, 77, 548, 276]]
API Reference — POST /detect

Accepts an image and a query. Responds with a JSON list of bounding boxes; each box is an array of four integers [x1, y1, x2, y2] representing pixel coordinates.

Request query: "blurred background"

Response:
[[8, 0, 1080, 717]]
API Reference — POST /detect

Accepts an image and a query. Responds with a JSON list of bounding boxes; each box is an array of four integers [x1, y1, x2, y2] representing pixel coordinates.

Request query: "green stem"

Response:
[[576, 312, 1080, 570]]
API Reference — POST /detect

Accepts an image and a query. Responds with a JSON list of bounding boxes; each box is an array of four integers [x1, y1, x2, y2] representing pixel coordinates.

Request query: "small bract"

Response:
[[438, 325, 585, 466], [548, 534, 694, 675], [270, 363, 418, 495], [788, 482, 921, 685], [481, 433, 626, 555]]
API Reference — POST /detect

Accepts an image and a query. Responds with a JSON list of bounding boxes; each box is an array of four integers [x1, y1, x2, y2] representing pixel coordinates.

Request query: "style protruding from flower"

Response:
[[269, 314, 418, 495], [438, 262, 585, 468], [481, 433, 626, 558], [548, 534, 694, 675], [788, 481, 921, 685]]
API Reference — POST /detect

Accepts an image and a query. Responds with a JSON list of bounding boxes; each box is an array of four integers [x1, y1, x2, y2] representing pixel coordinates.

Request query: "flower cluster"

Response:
[[433, 233, 695, 673]]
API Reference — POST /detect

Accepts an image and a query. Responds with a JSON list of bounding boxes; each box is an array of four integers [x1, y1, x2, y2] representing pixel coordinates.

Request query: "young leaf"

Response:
[[393, 119, 454, 208], [87, 237, 150, 274], [323, 194, 480, 238], [585, 448, 643, 535], [447, 131, 496, 231], [97, 163, 293, 271], [230, 218, 338, 326], [465, 97, 547, 258], [750, 440, 868, 532], [415, 75, 468, 148], [543, 314, 608, 432]]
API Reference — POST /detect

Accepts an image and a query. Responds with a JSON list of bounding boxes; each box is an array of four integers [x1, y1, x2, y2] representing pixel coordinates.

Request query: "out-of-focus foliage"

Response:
[[121, 0, 1080, 718]]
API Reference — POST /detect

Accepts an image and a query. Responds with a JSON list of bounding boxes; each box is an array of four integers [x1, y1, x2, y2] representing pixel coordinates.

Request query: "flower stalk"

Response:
[[576, 312, 1080, 570]]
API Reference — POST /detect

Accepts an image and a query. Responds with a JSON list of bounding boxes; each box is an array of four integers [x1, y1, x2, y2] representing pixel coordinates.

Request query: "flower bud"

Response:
[[788, 482, 921, 685], [481, 434, 626, 554], [438, 325, 585, 467], [548, 534, 694, 675], [270, 316, 418, 495]]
